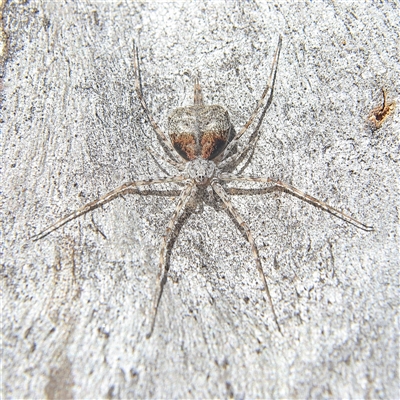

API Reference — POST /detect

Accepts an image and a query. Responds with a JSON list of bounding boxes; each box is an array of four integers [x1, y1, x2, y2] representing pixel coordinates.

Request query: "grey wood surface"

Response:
[[2, 1, 399, 399]]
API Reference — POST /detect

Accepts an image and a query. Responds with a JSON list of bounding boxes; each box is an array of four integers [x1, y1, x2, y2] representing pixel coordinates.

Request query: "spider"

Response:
[[33, 36, 373, 338]]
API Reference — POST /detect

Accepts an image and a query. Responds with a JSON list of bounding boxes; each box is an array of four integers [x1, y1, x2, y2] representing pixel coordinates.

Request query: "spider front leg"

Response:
[[146, 146, 185, 171], [219, 35, 282, 162], [218, 104, 268, 171], [211, 181, 282, 334], [32, 175, 186, 241], [147, 181, 195, 338], [132, 41, 181, 162], [219, 174, 374, 231]]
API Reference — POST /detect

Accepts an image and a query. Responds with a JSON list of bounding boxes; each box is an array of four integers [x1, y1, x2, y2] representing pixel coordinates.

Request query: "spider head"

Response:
[[185, 159, 217, 186]]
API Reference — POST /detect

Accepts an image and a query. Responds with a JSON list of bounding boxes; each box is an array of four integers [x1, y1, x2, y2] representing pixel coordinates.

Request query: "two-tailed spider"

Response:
[[33, 37, 373, 337]]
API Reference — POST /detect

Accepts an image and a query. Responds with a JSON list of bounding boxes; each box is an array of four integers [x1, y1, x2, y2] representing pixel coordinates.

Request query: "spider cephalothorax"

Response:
[[185, 158, 217, 186], [33, 37, 373, 338]]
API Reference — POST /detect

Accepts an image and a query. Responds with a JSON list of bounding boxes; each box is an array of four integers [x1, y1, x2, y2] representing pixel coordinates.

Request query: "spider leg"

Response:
[[132, 41, 181, 161], [146, 146, 185, 171], [219, 174, 374, 231], [147, 181, 195, 338], [193, 76, 204, 105], [211, 181, 282, 334], [218, 98, 269, 171], [220, 35, 282, 162], [32, 175, 186, 241]]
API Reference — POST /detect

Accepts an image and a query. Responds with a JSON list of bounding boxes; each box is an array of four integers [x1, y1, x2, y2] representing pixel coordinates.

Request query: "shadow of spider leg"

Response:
[[146, 182, 196, 338], [32, 175, 186, 241], [211, 174, 373, 334], [212, 181, 282, 334], [217, 35, 282, 165], [133, 40, 181, 162], [219, 174, 374, 231], [33, 175, 197, 339]]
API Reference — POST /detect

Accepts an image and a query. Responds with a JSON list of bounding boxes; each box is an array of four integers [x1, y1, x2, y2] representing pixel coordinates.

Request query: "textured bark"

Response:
[[2, 1, 398, 398]]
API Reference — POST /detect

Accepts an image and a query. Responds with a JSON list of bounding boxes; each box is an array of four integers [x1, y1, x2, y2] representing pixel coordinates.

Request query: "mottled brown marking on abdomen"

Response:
[[168, 104, 231, 161], [170, 133, 196, 160], [201, 131, 229, 160]]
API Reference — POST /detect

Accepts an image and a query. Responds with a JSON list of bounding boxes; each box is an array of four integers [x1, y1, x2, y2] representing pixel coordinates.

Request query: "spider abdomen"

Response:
[[168, 105, 231, 161]]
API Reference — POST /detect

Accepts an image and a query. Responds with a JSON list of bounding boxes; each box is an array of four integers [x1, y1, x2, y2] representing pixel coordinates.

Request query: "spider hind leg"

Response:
[[211, 181, 282, 335]]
